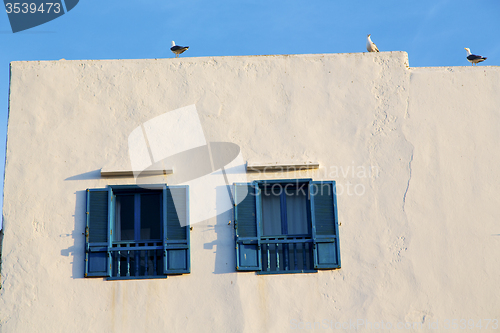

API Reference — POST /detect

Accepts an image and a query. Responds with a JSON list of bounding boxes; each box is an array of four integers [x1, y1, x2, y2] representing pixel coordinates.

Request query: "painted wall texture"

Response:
[[1, 52, 499, 332]]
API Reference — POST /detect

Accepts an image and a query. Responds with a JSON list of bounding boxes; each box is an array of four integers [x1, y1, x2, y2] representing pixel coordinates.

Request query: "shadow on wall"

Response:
[[203, 185, 247, 329], [60, 190, 87, 279], [0, 230, 3, 288], [203, 185, 236, 275], [65, 169, 101, 181], [61, 170, 100, 279]]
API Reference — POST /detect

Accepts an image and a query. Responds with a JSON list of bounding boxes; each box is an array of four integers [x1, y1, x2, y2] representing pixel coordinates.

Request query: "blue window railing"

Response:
[[110, 241, 164, 279], [260, 236, 315, 274]]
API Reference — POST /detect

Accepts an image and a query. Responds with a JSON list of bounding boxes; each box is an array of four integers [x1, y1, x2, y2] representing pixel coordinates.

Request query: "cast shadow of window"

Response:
[[60, 169, 100, 279], [203, 185, 238, 275], [60, 189, 87, 279]]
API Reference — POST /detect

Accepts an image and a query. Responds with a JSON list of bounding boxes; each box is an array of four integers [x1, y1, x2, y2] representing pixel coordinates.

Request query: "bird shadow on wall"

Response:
[[60, 190, 86, 279], [203, 185, 236, 275]]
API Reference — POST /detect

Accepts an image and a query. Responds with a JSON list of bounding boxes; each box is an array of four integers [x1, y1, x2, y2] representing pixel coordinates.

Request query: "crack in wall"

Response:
[[403, 151, 414, 213], [367, 55, 415, 268]]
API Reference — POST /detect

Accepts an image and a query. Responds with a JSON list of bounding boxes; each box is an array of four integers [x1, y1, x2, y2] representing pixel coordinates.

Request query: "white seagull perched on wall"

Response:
[[171, 41, 189, 58], [366, 34, 379, 52], [464, 48, 487, 66]]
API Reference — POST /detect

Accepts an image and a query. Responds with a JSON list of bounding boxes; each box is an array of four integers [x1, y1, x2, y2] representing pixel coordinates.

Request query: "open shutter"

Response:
[[85, 188, 112, 277], [310, 181, 341, 269], [163, 185, 190, 274], [234, 183, 262, 271]]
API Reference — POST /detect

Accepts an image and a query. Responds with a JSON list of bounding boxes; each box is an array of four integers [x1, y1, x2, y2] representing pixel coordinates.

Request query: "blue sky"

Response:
[[0, 0, 499, 229]]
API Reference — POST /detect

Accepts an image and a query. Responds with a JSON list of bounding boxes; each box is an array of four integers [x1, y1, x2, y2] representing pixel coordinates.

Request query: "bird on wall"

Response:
[[464, 48, 487, 66], [366, 34, 379, 52], [171, 41, 189, 58]]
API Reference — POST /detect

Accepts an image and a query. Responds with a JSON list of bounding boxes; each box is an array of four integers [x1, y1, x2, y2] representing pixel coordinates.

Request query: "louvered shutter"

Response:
[[163, 185, 190, 274], [85, 188, 112, 277], [234, 183, 262, 271], [310, 181, 341, 269]]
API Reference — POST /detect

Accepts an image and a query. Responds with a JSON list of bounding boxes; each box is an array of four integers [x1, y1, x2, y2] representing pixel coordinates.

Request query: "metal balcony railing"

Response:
[[110, 241, 163, 278], [260, 236, 314, 273]]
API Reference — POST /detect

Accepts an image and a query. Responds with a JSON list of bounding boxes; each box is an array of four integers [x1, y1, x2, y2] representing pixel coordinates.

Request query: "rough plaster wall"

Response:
[[0, 53, 498, 332], [404, 67, 500, 321]]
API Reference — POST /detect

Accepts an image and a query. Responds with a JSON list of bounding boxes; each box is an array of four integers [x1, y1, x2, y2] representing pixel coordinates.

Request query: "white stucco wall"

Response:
[[1, 53, 498, 332]]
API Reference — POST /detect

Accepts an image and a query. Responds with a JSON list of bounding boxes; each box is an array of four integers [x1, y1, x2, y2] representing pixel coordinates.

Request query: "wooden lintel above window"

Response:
[[246, 162, 319, 172]]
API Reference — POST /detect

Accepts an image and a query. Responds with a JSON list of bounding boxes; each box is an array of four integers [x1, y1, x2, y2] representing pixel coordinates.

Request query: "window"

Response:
[[234, 179, 340, 274], [85, 185, 190, 280]]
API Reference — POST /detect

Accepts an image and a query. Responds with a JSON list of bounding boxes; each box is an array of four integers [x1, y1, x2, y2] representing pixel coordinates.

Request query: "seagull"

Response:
[[171, 41, 189, 58], [366, 34, 379, 52], [464, 48, 487, 66]]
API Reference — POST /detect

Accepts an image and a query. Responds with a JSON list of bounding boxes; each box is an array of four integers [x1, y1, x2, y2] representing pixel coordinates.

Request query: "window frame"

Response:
[[85, 184, 190, 280], [234, 179, 340, 275], [257, 179, 315, 274], [259, 180, 312, 237], [112, 187, 164, 242]]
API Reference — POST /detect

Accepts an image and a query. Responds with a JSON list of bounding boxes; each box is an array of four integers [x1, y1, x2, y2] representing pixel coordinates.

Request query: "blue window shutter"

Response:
[[85, 188, 112, 277], [310, 181, 341, 269], [234, 183, 262, 271], [163, 185, 190, 274]]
